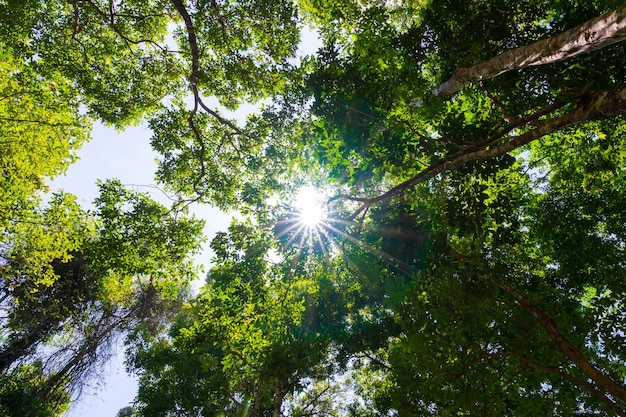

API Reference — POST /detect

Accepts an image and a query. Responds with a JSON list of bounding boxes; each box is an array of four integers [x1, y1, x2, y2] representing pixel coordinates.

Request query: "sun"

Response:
[[294, 186, 327, 228], [274, 185, 335, 252]]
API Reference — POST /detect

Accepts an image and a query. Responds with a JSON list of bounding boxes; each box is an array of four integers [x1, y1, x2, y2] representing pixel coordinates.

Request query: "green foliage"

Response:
[[126, 0, 626, 411], [0, 181, 205, 411], [0, 0, 175, 127], [1, 192, 89, 291], [0, 53, 90, 227], [0, 363, 70, 417], [126, 220, 336, 416], [4, 0, 626, 415], [90, 179, 204, 299]]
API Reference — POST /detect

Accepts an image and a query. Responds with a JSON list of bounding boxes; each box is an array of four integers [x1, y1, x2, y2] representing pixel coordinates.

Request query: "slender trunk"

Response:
[[434, 4, 626, 95], [0, 320, 60, 372], [499, 280, 626, 405], [450, 247, 626, 407], [0, 336, 32, 372], [39, 312, 124, 400], [273, 378, 285, 417]]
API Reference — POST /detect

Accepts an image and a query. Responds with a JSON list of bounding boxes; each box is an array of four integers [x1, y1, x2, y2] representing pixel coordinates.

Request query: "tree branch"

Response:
[[449, 245, 626, 407], [505, 350, 626, 417], [80, 0, 169, 52], [170, 0, 200, 86], [334, 87, 626, 219]]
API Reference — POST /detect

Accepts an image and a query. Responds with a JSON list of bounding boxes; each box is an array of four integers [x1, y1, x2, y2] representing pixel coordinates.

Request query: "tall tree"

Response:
[[6, 0, 626, 415], [0, 181, 204, 414], [289, 1, 626, 414], [126, 220, 333, 416], [124, 0, 626, 414]]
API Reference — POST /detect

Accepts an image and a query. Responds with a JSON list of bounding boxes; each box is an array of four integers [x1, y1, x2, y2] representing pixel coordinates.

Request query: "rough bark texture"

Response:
[[273, 379, 285, 417], [435, 4, 626, 95]]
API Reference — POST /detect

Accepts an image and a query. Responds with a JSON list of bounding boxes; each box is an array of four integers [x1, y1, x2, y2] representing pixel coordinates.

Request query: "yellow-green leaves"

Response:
[[90, 179, 205, 300], [0, 54, 90, 227], [1, 193, 90, 295]]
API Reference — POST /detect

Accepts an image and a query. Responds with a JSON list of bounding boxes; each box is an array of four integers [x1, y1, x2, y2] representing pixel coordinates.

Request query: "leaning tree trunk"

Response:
[[434, 3, 626, 95], [0, 319, 60, 372]]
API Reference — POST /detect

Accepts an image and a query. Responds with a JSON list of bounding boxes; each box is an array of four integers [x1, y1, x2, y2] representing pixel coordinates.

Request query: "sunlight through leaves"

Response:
[[294, 186, 327, 228]]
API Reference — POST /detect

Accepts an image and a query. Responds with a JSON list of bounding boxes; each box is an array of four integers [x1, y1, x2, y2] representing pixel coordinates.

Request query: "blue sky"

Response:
[[50, 122, 233, 267]]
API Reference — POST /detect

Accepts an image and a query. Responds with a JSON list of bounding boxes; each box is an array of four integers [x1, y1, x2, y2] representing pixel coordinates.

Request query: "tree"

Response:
[[0, 181, 204, 411], [6, 0, 626, 415], [2, 0, 302, 412], [378, 143, 626, 414], [0, 48, 90, 230], [433, 3, 626, 95], [122, 0, 626, 415], [2, 0, 305, 212], [0, 362, 70, 417], [286, 1, 626, 414], [126, 220, 344, 416]]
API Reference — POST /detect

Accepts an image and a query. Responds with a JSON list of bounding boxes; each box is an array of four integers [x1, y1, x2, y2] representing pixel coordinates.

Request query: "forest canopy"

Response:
[[2, 0, 626, 416]]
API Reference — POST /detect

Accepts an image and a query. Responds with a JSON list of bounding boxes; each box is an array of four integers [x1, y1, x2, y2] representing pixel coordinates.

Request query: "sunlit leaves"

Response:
[[4, 0, 626, 414], [91, 179, 204, 299], [0, 55, 90, 227], [4, 0, 177, 127], [1, 193, 90, 292], [0, 178, 205, 411], [127, 221, 335, 415]]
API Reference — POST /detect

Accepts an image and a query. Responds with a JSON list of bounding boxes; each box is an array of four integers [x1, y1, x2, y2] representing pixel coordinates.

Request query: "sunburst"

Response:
[[274, 185, 416, 276], [294, 186, 327, 228]]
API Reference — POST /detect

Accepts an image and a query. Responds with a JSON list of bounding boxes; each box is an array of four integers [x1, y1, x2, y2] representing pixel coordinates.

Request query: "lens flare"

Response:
[[274, 185, 415, 276]]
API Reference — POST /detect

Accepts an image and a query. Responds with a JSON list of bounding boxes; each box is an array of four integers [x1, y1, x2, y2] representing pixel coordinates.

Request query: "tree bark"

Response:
[[498, 280, 626, 407], [273, 378, 285, 417], [434, 4, 626, 95]]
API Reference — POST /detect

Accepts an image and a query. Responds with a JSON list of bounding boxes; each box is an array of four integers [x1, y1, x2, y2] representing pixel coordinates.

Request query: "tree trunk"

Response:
[[0, 319, 60, 372], [39, 311, 124, 400], [273, 378, 286, 417], [498, 280, 626, 406], [0, 335, 33, 372], [434, 4, 626, 95]]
